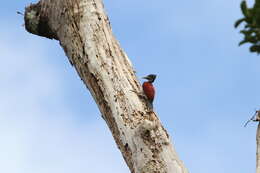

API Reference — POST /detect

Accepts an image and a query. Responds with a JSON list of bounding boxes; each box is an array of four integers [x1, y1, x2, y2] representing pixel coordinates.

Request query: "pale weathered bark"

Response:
[[256, 111, 260, 173], [23, 0, 188, 172], [257, 122, 260, 173]]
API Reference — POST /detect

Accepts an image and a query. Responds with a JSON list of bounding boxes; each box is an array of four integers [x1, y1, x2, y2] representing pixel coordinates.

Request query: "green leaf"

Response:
[[241, 0, 249, 17], [235, 0, 260, 54], [250, 45, 260, 53], [245, 24, 251, 28], [240, 29, 254, 35], [254, 0, 260, 9], [239, 39, 248, 46], [234, 18, 245, 28]]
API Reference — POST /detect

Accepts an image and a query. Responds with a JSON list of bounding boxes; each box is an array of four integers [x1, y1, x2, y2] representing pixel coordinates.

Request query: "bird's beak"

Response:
[[142, 76, 148, 79]]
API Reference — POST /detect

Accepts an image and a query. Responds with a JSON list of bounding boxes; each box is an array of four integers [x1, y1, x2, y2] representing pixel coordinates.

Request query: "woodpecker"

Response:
[[142, 74, 156, 109]]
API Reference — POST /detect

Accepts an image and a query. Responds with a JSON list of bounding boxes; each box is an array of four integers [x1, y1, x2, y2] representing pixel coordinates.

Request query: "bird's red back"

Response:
[[142, 82, 155, 103]]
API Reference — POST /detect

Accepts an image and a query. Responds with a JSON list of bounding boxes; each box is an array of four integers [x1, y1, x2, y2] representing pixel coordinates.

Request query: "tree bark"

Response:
[[23, 0, 188, 172], [257, 123, 260, 173]]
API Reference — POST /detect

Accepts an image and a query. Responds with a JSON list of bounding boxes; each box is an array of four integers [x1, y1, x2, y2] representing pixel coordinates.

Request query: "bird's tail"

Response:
[[147, 101, 153, 110]]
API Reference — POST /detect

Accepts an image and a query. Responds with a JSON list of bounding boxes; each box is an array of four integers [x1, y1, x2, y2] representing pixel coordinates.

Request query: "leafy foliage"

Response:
[[235, 0, 260, 54]]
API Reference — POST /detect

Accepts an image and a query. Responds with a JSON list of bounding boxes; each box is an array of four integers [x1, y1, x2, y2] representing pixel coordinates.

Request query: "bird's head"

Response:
[[143, 74, 157, 83]]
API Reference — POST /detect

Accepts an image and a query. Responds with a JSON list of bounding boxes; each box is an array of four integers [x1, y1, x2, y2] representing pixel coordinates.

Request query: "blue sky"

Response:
[[1, 0, 260, 172]]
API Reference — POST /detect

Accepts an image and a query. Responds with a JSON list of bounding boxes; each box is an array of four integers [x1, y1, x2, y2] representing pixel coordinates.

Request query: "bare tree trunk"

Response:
[[23, 0, 188, 172], [257, 123, 260, 173]]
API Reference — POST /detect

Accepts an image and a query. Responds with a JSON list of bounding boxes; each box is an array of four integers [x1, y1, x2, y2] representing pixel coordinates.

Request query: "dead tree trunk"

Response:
[[257, 123, 260, 173], [23, 0, 188, 172]]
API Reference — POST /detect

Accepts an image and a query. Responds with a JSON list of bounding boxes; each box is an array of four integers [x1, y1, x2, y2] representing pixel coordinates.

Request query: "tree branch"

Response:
[[23, 0, 188, 172], [257, 122, 260, 173]]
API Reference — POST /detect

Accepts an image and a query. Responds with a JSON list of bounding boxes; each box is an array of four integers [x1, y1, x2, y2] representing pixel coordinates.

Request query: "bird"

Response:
[[142, 74, 156, 109]]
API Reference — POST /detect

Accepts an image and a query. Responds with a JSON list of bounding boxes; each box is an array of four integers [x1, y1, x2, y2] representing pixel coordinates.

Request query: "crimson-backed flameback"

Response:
[[142, 74, 156, 109]]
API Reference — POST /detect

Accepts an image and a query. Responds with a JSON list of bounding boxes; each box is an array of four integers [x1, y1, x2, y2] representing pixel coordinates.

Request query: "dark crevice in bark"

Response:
[[24, 2, 58, 40]]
